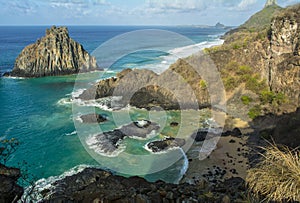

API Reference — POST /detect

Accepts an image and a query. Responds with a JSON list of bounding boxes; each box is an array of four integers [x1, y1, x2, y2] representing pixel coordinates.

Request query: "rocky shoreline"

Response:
[[23, 167, 246, 202], [1, 2, 299, 202]]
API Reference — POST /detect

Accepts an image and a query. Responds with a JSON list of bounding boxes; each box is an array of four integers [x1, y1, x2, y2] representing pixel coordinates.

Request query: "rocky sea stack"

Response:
[[5, 26, 99, 77]]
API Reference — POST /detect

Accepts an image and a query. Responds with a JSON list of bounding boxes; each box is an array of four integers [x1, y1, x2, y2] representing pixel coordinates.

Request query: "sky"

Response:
[[0, 0, 299, 26]]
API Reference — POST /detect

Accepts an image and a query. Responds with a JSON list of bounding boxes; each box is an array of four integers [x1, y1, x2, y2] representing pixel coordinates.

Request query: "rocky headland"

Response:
[[54, 3, 300, 202], [79, 3, 300, 121], [4, 26, 99, 78], [1, 2, 300, 203]]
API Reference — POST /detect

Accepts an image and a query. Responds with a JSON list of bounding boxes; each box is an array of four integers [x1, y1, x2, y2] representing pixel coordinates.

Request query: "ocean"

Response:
[[0, 26, 225, 185]]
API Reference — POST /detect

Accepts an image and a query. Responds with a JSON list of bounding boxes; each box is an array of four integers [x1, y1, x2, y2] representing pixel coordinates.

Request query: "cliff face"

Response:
[[208, 4, 300, 119], [269, 5, 300, 104], [80, 4, 299, 119], [8, 26, 98, 77]]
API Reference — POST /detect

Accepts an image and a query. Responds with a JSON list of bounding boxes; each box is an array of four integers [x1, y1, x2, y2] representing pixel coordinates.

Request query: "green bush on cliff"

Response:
[[199, 80, 207, 89], [223, 76, 238, 91], [245, 76, 268, 93], [203, 46, 222, 54], [241, 95, 253, 105], [237, 65, 252, 75], [260, 90, 287, 105], [248, 105, 262, 119]]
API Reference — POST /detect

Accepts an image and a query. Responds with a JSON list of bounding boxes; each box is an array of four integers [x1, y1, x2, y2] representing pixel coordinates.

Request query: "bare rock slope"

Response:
[[6, 26, 98, 77]]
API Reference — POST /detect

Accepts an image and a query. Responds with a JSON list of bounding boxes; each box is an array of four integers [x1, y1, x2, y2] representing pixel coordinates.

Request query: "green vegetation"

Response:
[[241, 4, 282, 31], [203, 45, 222, 54], [245, 76, 268, 93], [247, 144, 300, 202], [221, 62, 268, 93], [237, 65, 252, 75], [248, 105, 262, 119], [199, 80, 207, 89], [241, 95, 253, 105], [260, 90, 287, 105]]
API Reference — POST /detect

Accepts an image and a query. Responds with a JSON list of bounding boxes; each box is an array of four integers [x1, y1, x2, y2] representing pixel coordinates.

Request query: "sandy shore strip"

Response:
[[181, 135, 250, 185]]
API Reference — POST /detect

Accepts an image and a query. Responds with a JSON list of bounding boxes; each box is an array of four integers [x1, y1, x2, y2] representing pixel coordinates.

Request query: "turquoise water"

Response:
[[0, 26, 225, 184]]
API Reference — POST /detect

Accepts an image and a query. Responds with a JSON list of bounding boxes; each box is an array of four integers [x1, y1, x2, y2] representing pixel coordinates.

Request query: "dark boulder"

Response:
[[221, 128, 242, 137], [0, 164, 23, 203], [192, 130, 208, 142], [80, 113, 107, 123], [147, 137, 185, 153], [170, 122, 179, 127]]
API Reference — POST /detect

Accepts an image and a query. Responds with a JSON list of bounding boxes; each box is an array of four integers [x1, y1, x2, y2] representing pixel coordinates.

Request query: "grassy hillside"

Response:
[[240, 4, 282, 31]]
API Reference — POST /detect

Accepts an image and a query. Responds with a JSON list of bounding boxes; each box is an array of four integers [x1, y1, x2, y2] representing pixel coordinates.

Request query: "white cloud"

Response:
[[235, 0, 258, 11], [144, 0, 207, 13], [135, 0, 252, 15], [3, 0, 38, 15]]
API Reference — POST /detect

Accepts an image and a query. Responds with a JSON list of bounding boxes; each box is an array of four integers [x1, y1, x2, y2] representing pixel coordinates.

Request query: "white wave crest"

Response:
[[86, 134, 126, 157]]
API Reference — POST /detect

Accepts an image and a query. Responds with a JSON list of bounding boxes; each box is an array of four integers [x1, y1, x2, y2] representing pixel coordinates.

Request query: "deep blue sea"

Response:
[[0, 26, 225, 185]]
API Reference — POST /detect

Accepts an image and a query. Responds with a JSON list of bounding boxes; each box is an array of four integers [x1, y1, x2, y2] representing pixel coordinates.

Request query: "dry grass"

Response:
[[246, 144, 300, 202]]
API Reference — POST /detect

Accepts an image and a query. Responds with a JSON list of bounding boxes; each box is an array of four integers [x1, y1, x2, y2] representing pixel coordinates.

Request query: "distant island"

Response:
[[4, 26, 100, 78]]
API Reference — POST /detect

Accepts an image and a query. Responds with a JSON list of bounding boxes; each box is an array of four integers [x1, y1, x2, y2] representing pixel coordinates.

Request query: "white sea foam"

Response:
[[19, 165, 96, 203], [71, 88, 86, 98], [86, 134, 126, 157], [64, 131, 77, 136], [56, 97, 73, 106], [177, 148, 189, 183], [140, 39, 224, 74], [127, 130, 158, 141], [6, 76, 26, 80]]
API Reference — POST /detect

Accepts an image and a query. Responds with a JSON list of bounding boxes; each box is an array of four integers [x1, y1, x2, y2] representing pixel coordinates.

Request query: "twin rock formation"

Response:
[[6, 26, 98, 77]]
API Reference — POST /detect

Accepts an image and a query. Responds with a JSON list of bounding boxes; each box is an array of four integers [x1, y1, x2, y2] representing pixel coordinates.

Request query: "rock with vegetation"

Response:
[[206, 3, 300, 120], [79, 66, 211, 110], [80, 4, 299, 120], [0, 164, 23, 203], [5, 26, 99, 78]]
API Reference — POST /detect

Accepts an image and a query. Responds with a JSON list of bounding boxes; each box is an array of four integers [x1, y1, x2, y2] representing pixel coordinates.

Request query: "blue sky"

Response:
[[0, 0, 299, 26]]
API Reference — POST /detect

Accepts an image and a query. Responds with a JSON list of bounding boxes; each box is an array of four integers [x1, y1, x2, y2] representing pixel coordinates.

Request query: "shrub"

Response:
[[225, 61, 239, 72], [247, 144, 300, 202], [241, 95, 252, 105], [223, 76, 238, 91], [248, 105, 261, 119], [203, 46, 222, 54], [199, 80, 207, 89], [232, 43, 242, 49], [260, 91, 287, 105], [260, 90, 276, 104], [237, 65, 252, 75], [245, 76, 267, 93]]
